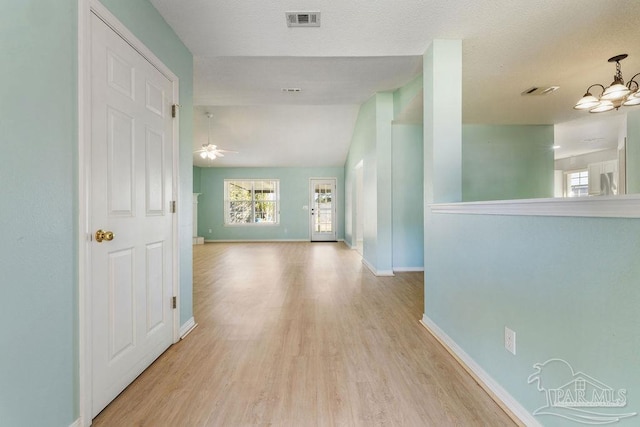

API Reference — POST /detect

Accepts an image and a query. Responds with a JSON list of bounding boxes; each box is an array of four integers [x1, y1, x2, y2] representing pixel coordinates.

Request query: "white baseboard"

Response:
[[204, 239, 309, 243], [362, 258, 395, 277], [362, 258, 376, 274], [393, 267, 424, 272], [69, 418, 81, 427], [420, 314, 540, 427], [342, 241, 355, 249], [375, 270, 395, 276], [179, 317, 197, 339]]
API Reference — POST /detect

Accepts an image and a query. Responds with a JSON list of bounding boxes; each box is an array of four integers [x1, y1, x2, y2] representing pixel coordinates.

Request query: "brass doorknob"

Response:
[[95, 229, 115, 243]]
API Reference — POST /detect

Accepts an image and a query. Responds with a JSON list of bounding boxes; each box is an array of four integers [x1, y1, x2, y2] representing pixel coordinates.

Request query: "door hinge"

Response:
[[172, 296, 177, 309], [171, 104, 179, 118], [170, 200, 176, 213]]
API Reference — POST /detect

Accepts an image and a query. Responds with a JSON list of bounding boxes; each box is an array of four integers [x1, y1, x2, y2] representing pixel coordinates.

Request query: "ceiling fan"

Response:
[[195, 113, 238, 160]]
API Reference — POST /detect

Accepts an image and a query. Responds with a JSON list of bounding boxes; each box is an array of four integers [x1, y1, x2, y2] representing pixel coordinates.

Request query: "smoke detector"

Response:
[[286, 12, 320, 27]]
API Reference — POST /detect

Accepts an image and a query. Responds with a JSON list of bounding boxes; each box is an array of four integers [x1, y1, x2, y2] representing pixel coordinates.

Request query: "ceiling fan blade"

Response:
[[217, 149, 239, 154], [216, 152, 225, 157]]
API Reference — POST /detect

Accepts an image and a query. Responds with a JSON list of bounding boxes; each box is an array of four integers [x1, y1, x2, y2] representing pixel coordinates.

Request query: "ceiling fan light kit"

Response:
[[574, 54, 640, 113], [200, 149, 217, 160], [194, 113, 238, 164]]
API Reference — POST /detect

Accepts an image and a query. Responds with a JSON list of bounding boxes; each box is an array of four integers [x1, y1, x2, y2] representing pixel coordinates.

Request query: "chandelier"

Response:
[[574, 54, 640, 113]]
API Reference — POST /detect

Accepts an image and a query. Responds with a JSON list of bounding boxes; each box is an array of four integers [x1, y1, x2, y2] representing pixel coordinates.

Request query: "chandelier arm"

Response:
[[627, 73, 640, 90], [586, 84, 606, 96]]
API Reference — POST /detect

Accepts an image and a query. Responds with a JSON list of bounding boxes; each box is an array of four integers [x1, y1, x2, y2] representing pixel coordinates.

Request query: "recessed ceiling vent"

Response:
[[286, 12, 320, 27], [521, 86, 560, 96]]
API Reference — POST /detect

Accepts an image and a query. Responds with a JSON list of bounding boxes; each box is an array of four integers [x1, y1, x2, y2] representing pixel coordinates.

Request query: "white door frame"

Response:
[[78, 1, 180, 425], [309, 177, 338, 241]]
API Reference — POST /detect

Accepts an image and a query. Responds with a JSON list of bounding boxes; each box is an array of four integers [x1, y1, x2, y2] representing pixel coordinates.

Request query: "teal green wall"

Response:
[[0, 1, 192, 425], [424, 40, 640, 426], [344, 81, 424, 273], [425, 214, 640, 427], [424, 40, 462, 204], [1, 2, 77, 426], [392, 125, 424, 269], [193, 166, 202, 194], [343, 93, 396, 273], [392, 75, 424, 271], [462, 124, 554, 201], [393, 74, 423, 118], [626, 110, 640, 193], [197, 167, 345, 241], [375, 93, 394, 272], [99, 0, 194, 327], [345, 96, 378, 265]]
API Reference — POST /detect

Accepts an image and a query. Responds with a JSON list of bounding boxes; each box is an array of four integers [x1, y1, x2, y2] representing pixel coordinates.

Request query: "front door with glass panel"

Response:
[[310, 178, 337, 241]]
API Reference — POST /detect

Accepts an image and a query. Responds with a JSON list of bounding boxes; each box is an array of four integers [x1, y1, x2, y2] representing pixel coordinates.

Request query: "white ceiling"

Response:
[[554, 112, 626, 160], [149, 0, 640, 168], [193, 56, 423, 107], [193, 105, 360, 167]]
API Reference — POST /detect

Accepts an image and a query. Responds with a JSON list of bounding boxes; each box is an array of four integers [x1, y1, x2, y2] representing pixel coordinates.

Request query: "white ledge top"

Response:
[[430, 195, 640, 218]]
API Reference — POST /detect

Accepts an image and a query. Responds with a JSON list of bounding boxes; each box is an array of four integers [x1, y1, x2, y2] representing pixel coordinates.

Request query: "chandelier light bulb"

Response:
[[623, 96, 640, 106], [574, 93, 600, 110], [601, 82, 630, 101], [589, 100, 614, 113], [200, 151, 207, 159]]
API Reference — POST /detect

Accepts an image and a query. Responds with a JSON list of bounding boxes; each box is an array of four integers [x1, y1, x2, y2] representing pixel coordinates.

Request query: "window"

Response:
[[565, 170, 589, 197], [224, 179, 279, 225]]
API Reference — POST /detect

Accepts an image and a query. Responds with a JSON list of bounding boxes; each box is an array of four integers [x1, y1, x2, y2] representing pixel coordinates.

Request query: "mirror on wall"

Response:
[[461, 110, 640, 202], [553, 113, 626, 198]]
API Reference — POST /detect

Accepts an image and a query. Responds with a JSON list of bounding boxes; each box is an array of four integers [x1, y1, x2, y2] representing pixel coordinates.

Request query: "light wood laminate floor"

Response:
[[93, 242, 516, 426]]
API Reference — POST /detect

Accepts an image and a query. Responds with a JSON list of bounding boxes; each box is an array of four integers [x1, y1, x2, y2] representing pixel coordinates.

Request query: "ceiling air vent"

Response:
[[521, 86, 560, 96], [286, 12, 320, 27]]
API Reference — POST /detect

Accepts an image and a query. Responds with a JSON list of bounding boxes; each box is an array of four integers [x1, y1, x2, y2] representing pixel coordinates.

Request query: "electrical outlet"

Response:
[[208, 228, 212, 233], [505, 327, 516, 355]]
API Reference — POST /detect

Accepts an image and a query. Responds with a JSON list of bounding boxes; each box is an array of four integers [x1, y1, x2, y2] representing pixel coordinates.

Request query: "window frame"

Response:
[[564, 169, 589, 198], [223, 179, 280, 226]]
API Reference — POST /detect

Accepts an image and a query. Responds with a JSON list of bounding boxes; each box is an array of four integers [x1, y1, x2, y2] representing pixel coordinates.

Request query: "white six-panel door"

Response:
[[90, 12, 174, 417]]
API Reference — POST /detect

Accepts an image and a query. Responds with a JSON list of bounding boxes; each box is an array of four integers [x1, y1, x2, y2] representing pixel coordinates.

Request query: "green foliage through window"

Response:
[[224, 180, 279, 225]]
